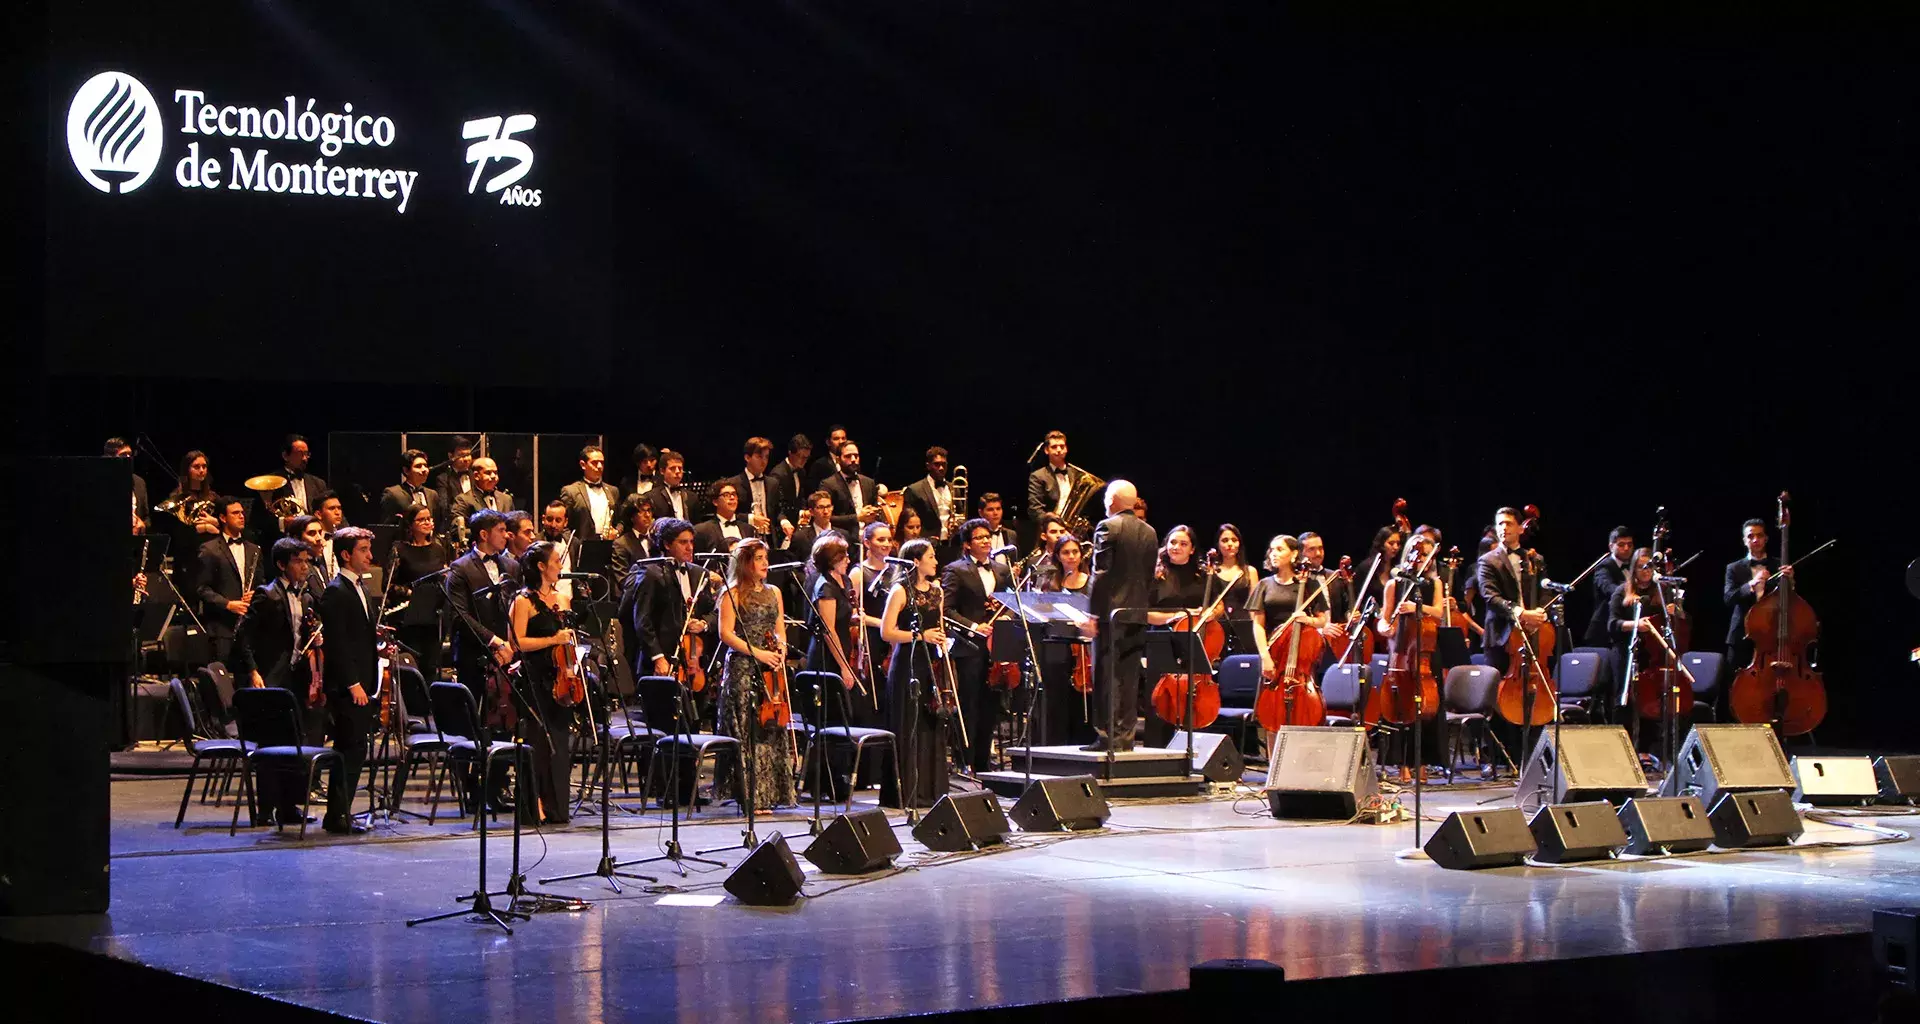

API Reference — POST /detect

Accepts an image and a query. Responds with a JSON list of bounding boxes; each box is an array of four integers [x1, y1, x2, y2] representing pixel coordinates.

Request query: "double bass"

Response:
[[1374, 548, 1440, 725], [1255, 568, 1330, 731], [1729, 492, 1827, 735], [1495, 547, 1558, 726]]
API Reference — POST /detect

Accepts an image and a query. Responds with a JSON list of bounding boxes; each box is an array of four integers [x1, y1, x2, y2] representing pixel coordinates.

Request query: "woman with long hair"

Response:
[[168, 450, 220, 535], [1035, 532, 1094, 746], [1358, 525, 1406, 613], [806, 532, 873, 725], [878, 538, 951, 809], [390, 503, 451, 684], [510, 541, 577, 824], [1375, 526, 1446, 783], [716, 537, 795, 810], [1212, 523, 1260, 655], [1608, 547, 1687, 748], [848, 520, 895, 706]]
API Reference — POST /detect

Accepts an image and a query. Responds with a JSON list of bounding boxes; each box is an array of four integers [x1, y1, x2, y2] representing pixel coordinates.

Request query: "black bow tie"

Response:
[[228, 537, 245, 546], [748, 475, 764, 483], [285, 471, 304, 481]]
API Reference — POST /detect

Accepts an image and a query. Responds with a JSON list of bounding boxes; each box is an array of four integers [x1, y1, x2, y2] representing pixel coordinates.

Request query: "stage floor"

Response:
[[6, 773, 1919, 1023]]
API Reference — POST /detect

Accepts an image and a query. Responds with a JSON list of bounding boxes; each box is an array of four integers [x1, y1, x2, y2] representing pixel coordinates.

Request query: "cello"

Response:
[[1628, 519, 1693, 723], [1152, 554, 1228, 729], [1495, 547, 1558, 727], [1255, 567, 1331, 731], [1376, 545, 1441, 726], [1729, 492, 1827, 735]]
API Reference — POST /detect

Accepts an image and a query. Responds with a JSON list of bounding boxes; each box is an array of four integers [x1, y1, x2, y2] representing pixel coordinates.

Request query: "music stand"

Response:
[[992, 591, 1090, 782]]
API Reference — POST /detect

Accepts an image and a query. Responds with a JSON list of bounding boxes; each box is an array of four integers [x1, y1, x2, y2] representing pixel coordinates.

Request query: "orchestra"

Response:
[[116, 426, 1837, 840]]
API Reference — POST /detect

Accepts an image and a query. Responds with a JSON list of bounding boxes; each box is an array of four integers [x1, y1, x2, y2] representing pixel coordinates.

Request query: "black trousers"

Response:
[[1099, 625, 1148, 749], [327, 698, 374, 825], [954, 651, 998, 772]]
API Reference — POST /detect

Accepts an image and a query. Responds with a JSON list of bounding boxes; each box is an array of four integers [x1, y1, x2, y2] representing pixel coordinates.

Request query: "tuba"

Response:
[[945, 465, 969, 537], [1061, 466, 1107, 537]]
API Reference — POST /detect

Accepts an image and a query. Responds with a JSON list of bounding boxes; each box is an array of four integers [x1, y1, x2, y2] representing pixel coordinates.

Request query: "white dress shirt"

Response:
[[927, 475, 952, 539], [586, 485, 611, 535]]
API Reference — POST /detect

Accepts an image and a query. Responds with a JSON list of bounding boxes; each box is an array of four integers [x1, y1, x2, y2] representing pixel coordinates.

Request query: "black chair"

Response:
[[171, 678, 253, 828], [194, 662, 237, 729], [1320, 662, 1367, 728], [793, 670, 898, 811], [428, 682, 531, 826], [583, 698, 662, 809], [1442, 664, 1501, 775], [1556, 651, 1604, 723], [229, 687, 341, 838], [636, 675, 737, 813], [1210, 654, 1263, 759], [1682, 651, 1725, 723], [388, 665, 452, 821]]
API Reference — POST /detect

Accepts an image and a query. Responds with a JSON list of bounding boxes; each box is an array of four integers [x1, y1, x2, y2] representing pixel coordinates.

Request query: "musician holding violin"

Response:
[[510, 541, 581, 826], [1376, 526, 1446, 783], [807, 532, 879, 727], [717, 538, 798, 810], [880, 537, 952, 806]]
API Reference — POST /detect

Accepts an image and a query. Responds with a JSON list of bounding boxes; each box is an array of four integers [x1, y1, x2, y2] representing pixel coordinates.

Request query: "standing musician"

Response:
[[785, 491, 837, 556], [849, 520, 897, 693], [235, 538, 344, 827], [820, 440, 882, 545], [451, 457, 516, 523], [540, 500, 585, 600], [557, 444, 622, 541], [625, 517, 715, 681], [433, 436, 476, 511], [896, 507, 926, 545], [287, 515, 331, 599], [902, 446, 958, 551], [1299, 533, 1349, 623], [977, 493, 1018, 566], [645, 449, 693, 524], [315, 490, 347, 536], [317, 526, 377, 835], [1357, 524, 1406, 613], [1249, 534, 1331, 706], [1584, 526, 1635, 647], [1474, 506, 1549, 679], [807, 532, 876, 726], [510, 541, 579, 825], [446, 510, 521, 702], [1036, 532, 1094, 747], [1147, 526, 1219, 751], [257, 434, 327, 537], [694, 480, 757, 554], [765, 434, 813, 532], [1722, 518, 1781, 672], [105, 437, 150, 534], [727, 437, 779, 540], [1024, 514, 1069, 577], [195, 495, 259, 666], [620, 443, 659, 500], [389, 504, 451, 684], [379, 450, 448, 533], [504, 510, 538, 562], [608, 494, 657, 585], [806, 425, 849, 491], [1611, 547, 1687, 743], [1215, 524, 1262, 656], [1081, 480, 1157, 753], [169, 450, 222, 537], [942, 518, 1017, 772], [716, 538, 796, 810], [1377, 526, 1447, 783], [1026, 430, 1085, 522], [879, 537, 952, 807]]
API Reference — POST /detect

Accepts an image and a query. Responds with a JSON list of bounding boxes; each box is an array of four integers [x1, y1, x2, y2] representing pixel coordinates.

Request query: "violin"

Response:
[[1729, 491, 1827, 735], [301, 596, 327, 709], [678, 632, 708, 693], [1255, 569, 1329, 731], [1070, 641, 1093, 696], [551, 608, 587, 707], [1495, 546, 1558, 726], [756, 629, 792, 729], [375, 622, 399, 729], [1374, 550, 1440, 725]]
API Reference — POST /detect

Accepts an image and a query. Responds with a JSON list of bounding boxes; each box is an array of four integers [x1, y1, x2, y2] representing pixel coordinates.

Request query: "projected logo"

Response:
[[67, 72, 163, 193], [462, 114, 541, 207]]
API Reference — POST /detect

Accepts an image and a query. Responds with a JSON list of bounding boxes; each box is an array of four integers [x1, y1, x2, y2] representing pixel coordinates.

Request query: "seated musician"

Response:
[[693, 480, 756, 554]]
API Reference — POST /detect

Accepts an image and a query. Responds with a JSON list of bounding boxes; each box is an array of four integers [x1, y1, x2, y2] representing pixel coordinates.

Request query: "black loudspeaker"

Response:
[[1658, 724, 1793, 809], [1527, 801, 1630, 863], [1424, 809, 1536, 869], [1265, 726, 1377, 819], [803, 809, 903, 874], [1877, 756, 1920, 806], [1010, 775, 1110, 832], [1169, 730, 1245, 783], [912, 790, 1011, 852], [1516, 725, 1645, 806], [1873, 907, 1920, 994], [1708, 789, 1803, 848], [723, 832, 806, 905], [1791, 756, 1879, 806], [1617, 796, 1715, 855]]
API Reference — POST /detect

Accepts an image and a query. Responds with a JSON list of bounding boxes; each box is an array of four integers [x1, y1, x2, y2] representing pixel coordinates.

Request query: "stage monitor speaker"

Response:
[[1791, 756, 1879, 806], [1515, 724, 1644, 807], [1617, 796, 1715, 855], [1265, 726, 1377, 820], [724, 832, 805, 906], [1877, 756, 1920, 806], [803, 809, 903, 874], [1424, 808, 1536, 869], [1010, 775, 1110, 832], [1658, 723, 1793, 809], [1168, 730, 1244, 783], [1874, 907, 1920, 994], [912, 790, 1011, 852], [1708, 789, 1804, 849], [1528, 801, 1630, 863]]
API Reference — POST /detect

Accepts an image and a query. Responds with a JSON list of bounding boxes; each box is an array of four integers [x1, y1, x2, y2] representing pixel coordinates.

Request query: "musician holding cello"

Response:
[[510, 541, 582, 826], [1377, 526, 1446, 784], [1609, 548, 1688, 749], [1476, 507, 1558, 762], [1248, 534, 1330, 744]]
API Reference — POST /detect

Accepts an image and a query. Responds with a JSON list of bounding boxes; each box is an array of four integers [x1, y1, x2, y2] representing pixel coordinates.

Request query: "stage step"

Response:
[[977, 769, 1207, 800], [1001, 745, 1189, 780]]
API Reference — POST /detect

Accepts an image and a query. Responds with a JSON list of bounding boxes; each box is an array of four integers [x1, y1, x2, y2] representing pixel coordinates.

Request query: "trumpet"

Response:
[[946, 464, 969, 537]]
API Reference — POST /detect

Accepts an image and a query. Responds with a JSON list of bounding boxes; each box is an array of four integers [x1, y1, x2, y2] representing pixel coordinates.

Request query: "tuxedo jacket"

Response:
[[451, 488, 516, 525], [622, 562, 716, 669], [725, 472, 778, 525], [319, 572, 378, 700], [805, 455, 841, 494], [196, 535, 262, 637], [557, 479, 622, 539], [609, 531, 655, 587], [693, 515, 758, 555], [1027, 465, 1081, 521], [1475, 546, 1546, 648], [902, 478, 953, 542], [819, 472, 878, 537], [256, 471, 328, 539], [1583, 558, 1630, 647], [236, 578, 311, 689], [765, 461, 810, 522], [940, 557, 1015, 658], [646, 485, 695, 525], [1722, 555, 1779, 645], [1090, 513, 1157, 625], [379, 483, 448, 531], [433, 469, 473, 513], [446, 548, 522, 664]]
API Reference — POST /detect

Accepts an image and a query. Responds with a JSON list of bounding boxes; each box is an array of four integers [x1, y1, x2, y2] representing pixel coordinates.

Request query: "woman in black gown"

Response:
[[1376, 527, 1448, 782], [1035, 533, 1094, 746], [879, 538, 951, 809], [389, 504, 451, 683], [510, 541, 577, 824], [848, 520, 895, 714], [1141, 525, 1208, 749], [1211, 523, 1260, 657]]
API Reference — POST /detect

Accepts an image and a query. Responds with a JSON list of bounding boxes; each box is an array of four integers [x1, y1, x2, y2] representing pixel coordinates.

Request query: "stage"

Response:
[[4, 763, 1917, 1023]]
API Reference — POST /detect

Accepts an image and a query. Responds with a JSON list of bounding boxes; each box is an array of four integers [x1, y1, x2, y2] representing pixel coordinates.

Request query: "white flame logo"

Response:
[[67, 71, 162, 193]]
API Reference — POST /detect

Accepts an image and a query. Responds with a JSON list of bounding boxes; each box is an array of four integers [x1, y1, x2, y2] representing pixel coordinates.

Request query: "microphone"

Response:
[[766, 561, 807, 573], [628, 556, 675, 567], [693, 551, 732, 561], [1540, 580, 1575, 593], [1656, 575, 1688, 585], [558, 572, 602, 581], [990, 544, 1020, 559], [884, 557, 918, 567]]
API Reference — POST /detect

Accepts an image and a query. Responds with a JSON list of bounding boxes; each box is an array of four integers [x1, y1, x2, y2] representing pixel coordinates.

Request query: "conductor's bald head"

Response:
[[1105, 479, 1137, 515]]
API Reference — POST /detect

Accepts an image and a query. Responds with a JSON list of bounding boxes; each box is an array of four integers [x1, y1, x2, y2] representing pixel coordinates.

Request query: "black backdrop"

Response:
[[18, 5, 1919, 748]]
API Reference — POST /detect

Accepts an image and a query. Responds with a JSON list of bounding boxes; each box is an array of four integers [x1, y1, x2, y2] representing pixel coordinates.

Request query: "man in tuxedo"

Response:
[[764, 434, 813, 531], [622, 518, 716, 681], [1026, 431, 1088, 523], [1584, 526, 1635, 647], [539, 499, 589, 600], [433, 437, 476, 512], [318, 527, 378, 835], [557, 444, 622, 541], [1083, 480, 1156, 752], [621, 443, 659, 500], [608, 494, 656, 587], [902, 446, 957, 554], [105, 437, 150, 533], [942, 518, 1016, 772], [235, 538, 344, 825], [1299, 532, 1353, 625], [694, 480, 757, 554], [646, 449, 694, 523], [257, 434, 327, 539], [196, 496, 259, 666], [504, 510, 537, 561], [451, 457, 515, 524], [726, 437, 778, 540], [806, 425, 849, 491], [446, 509, 521, 702], [784, 491, 836, 555], [977, 493, 1018, 567], [1475, 507, 1548, 679], [379, 449, 448, 532], [1722, 518, 1781, 671], [820, 440, 881, 548]]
